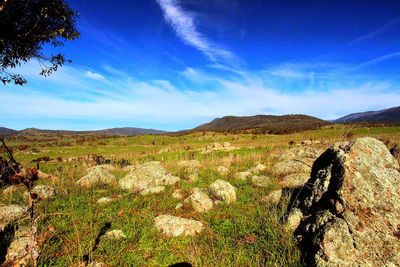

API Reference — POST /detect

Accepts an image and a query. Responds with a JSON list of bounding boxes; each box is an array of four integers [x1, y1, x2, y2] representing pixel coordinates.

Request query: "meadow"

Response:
[[1, 124, 400, 266]]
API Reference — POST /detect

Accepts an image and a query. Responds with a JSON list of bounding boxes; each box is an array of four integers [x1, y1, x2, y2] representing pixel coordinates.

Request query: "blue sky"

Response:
[[2, 0, 400, 131]]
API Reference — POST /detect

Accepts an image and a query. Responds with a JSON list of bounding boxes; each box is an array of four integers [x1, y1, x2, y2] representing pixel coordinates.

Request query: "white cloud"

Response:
[[156, 0, 234, 62], [85, 71, 106, 81]]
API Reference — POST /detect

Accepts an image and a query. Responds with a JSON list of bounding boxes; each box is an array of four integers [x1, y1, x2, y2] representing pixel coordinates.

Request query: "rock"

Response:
[[178, 160, 201, 168], [175, 203, 183, 210], [96, 197, 115, 204], [276, 147, 323, 161], [3, 227, 37, 266], [2, 185, 20, 196], [285, 208, 303, 232], [201, 142, 235, 154], [154, 215, 204, 237], [139, 186, 166, 195], [279, 173, 310, 188], [0, 205, 26, 230], [271, 159, 312, 176], [24, 185, 55, 200], [209, 180, 236, 204], [172, 189, 184, 200], [187, 172, 199, 183], [287, 137, 400, 266], [216, 166, 230, 176], [251, 175, 270, 187], [261, 189, 282, 204], [76, 166, 116, 187], [390, 144, 400, 163], [103, 230, 126, 240], [255, 163, 267, 172], [234, 171, 252, 181], [86, 262, 107, 267], [119, 162, 180, 192], [184, 188, 213, 213]]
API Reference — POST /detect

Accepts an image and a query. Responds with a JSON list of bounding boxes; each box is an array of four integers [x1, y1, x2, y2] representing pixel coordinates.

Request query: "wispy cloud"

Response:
[[349, 17, 400, 45], [357, 51, 400, 69], [156, 0, 234, 63], [85, 71, 106, 82]]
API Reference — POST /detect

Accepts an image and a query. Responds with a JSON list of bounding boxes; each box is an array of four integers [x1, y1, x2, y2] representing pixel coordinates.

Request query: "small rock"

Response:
[[178, 160, 201, 168], [97, 197, 115, 204], [255, 163, 267, 172], [285, 208, 303, 232], [271, 160, 312, 176], [184, 188, 213, 213], [0, 205, 26, 230], [234, 171, 252, 181], [187, 172, 199, 183], [209, 180, 236, 204], [279, 173, 310, 188], [103, 230, 126, 240], [175, 203, 183, 210], [24, 185, 55, 200], [251, 175, 270, 187], [3, 227, 36, 266], [261, 189, 282, 204], [139, 186, 166, 195], [216, 166, 230, 176], [154, 215, 204, 237], [77, 166, 116, 187], [172, 189, 184, 200]]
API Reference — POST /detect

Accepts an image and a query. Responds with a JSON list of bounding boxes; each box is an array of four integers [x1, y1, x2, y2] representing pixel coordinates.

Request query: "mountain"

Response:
[[0, 127, 18, 136], [334, 106, 400, 123], [0, 127, 165, 136], [195, 114, 330, 133]]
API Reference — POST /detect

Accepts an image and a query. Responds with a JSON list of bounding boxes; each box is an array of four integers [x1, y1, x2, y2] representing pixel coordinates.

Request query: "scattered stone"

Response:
[[172, 189, 184, 200], [275, 146, 323, 161], [119, 162, 179, 192], [279, 173, 310, 188], [261, 189, 282, 204], [271, 159, 312, 176], [255, 163, 267, 172], [216, 166, 230, 176], [187, 172, 199, 183], [390, 144, 400, 163], [3, 227, 36, 266], [201, 142, 235, 154], [97, 197, 115, 204], [139, 186, 166, 195], [184, 188, 213, 213], [0, 205, 26, 230], [76, 166, 116, 187], [154, 215, 204, 237], [251, 175, 270, 187], [214, 200, 223, 206], [234, 171, 252, 181], [175, 203, 183, 210], [287, 137, 400, 266], [209, 179, 236, 204], [178, 160, 201, 168], [24, 185, 55, 200], [86, 262, 107, 267], [103, 230, 126, 240]]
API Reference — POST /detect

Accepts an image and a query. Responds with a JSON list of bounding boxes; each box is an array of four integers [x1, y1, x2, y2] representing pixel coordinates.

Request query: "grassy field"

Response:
[[1, 125, 400, 266]]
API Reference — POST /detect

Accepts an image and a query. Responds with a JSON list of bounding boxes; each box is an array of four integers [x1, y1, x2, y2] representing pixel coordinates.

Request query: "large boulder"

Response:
[[119, 162, 179, 192], [154, 215, 204, 237], [3, 227, 36, 266], [286, 137, 400, 266], [184, 188, 213, 213], [279, 173, 310, 188], [76, 166, 116, 187], [271, 159, 312, 176], [209, 180, 236, 204]]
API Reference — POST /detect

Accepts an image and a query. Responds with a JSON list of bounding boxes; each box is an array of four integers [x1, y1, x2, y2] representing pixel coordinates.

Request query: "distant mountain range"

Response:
[[195, 114, 330, 133], [334, 106, 400, 123], [0, 127, 166, 136]]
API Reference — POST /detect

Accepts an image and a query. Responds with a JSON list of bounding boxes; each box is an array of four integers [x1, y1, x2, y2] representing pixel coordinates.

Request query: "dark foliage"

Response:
[[0, 0, 79, 85]]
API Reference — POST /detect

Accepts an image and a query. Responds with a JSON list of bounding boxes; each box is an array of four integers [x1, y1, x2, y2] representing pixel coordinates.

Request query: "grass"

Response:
[[1, 125, 400, 266]]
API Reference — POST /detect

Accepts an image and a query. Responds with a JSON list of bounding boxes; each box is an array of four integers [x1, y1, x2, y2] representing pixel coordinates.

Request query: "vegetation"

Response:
[[1, 125, 400, 266], [0, 0, 79, 85]]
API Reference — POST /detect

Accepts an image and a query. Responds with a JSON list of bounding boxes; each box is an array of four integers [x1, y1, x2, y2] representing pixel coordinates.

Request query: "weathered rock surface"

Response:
[[3, 227, 36, 266], [279, 173, 310, 188], [275, 146, 323, 161], [76, 166, 116, 187], [201, 142, 235, 154], [271, 159, 312, 176], [209, 180, 236, 204], [251, 175, 270, 187], [103, 230, 126, 240], [178, 160, 201, 168], [287, 137, 400, 266], [172, 189, 184, 200], [234, 171, 252, 181], [24, 185, 55, 200], [255, 163, 267, 172], [154, 215, 204, 237], [97, 197, 115, 204], [390, 144, 400, 163], [0, 205, 26, 230], [184, 188, 213, 213], [261, 189, 282, 204], [119, 162, 179, 192], [139, 186, 166, 195], [216, 166, 230, 176]]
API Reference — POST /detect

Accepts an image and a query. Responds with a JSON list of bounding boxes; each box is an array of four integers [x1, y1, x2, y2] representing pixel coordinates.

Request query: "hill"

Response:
[[195, 114, 330, 134], [334, 106, 400, 123], [0, 127, 166, 136]]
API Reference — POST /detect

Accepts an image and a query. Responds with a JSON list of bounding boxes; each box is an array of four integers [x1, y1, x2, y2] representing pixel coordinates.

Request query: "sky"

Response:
[[2, 0, 400, 131]]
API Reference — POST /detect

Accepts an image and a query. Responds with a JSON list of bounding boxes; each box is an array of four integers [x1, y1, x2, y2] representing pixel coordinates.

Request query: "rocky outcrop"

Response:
[[119, 162, 179, 192], [76, 166, 116, 187], [184, 188, 213, 213], [209, 180, 236, 204], [286, 137, 400, 266], [154, 215, 204, 237]]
